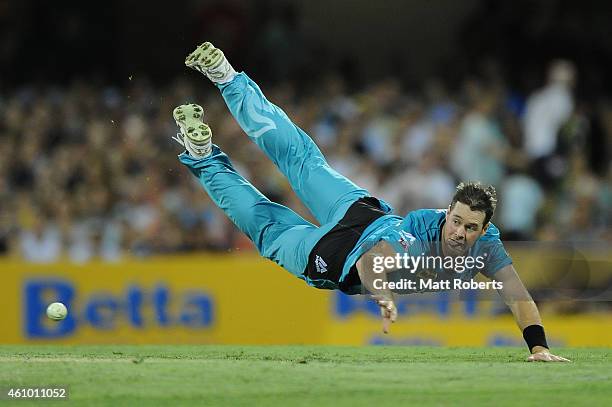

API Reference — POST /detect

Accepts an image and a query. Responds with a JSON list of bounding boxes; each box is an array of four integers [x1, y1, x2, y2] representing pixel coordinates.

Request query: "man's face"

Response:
[[443, 202, 488, 256]]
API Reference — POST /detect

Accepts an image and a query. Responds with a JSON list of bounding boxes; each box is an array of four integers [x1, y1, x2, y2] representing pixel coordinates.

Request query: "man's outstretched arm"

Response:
[[356, 241, 398, 334], [495, 265, 571, 362]]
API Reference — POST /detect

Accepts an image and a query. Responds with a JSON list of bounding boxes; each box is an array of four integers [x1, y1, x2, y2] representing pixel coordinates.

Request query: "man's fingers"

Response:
[[381, 306, 391, 333], [382, 316, 391, 334], [527, 352, 571, 362], [389, 305, 398, 322], [376, 300, 396, 334], [527, 353, 551, 362]]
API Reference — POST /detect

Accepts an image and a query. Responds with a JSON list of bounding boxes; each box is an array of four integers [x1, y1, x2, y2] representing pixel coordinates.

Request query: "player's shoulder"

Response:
[[402, 208, 446, 234], [481, 222, 502, 241], [406, 208, 446, 223]]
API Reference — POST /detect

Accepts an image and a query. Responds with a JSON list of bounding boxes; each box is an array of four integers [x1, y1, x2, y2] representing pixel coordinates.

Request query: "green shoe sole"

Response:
[[185, 42, 224, 70], [172, 103, 211, 145]]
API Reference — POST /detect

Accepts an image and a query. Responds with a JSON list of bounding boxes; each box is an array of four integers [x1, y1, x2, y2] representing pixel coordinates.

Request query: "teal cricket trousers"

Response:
[[179, 73, 369, 280]]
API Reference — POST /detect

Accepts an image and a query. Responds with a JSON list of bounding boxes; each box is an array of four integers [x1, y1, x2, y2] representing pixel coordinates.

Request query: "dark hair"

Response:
[[450, 182, 497, 226]]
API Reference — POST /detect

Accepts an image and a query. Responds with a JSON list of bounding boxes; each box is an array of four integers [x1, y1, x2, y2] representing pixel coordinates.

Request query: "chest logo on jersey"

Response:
[[398, 230, 416, 251]]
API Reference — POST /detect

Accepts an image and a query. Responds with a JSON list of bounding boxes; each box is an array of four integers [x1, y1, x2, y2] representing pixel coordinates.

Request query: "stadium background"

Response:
[[0, 0, 610, 347]]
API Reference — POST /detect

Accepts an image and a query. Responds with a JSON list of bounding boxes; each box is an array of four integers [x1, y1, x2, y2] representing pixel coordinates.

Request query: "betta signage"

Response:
[[333, 290, 479, 318], [24, 279, 214, 338]]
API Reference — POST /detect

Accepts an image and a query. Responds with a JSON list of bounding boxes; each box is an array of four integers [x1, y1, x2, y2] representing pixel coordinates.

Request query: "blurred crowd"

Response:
[[0, 58, 610, 263]]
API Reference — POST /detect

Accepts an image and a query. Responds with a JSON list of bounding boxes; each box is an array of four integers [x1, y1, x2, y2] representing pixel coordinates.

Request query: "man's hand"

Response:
[[527, 347, 571, 362], [375, 299, 397, 334]]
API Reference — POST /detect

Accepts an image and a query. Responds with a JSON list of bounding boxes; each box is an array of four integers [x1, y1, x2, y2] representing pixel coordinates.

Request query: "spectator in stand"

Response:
[[381, 150, 455, 214], [451, 88, 509, 187], [499, 171, 545, 240], [18, 213, 62, 263], [523, 60, 576, 189]]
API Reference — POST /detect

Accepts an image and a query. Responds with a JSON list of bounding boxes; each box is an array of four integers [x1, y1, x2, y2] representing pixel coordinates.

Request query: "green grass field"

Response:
[[0, 346, 610, 406]]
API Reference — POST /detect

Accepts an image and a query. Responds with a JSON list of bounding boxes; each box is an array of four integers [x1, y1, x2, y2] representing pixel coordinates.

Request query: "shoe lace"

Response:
[[173, 131, 210, 158], [172, 132, 185, 147]]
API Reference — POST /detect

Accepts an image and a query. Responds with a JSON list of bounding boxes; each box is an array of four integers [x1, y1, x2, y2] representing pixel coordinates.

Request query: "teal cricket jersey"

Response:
[[340, 208, 513, 290]]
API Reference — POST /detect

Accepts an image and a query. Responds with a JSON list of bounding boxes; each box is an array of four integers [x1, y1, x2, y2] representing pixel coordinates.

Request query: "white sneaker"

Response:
[[172, 103, 212, 158], [185, 42, 237, 84]]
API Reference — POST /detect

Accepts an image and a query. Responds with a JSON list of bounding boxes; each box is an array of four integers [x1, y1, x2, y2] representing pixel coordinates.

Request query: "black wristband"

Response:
[[523, 324, 549, 351]]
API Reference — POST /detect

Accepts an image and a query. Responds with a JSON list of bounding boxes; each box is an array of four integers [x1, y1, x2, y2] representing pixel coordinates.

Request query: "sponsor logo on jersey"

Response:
[[398, 230, 416, 251]]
